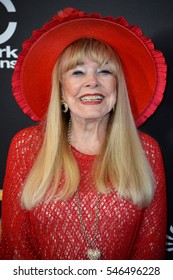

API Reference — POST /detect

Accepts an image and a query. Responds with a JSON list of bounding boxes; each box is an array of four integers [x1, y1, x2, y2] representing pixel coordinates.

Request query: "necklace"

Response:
[[68, 119, 101, 260], [75, 189, 101, 260]]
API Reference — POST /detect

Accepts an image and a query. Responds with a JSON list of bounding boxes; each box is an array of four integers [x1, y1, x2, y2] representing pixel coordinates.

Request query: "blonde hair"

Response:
[[21, 38, 155, 210]]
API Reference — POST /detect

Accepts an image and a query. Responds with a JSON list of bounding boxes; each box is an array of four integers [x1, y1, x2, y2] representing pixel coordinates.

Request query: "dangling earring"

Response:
[[61, 99, 68, 113]]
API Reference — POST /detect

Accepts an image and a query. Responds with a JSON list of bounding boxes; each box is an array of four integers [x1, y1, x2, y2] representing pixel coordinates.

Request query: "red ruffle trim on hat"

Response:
[[136, 50, 167, 126], [12, 7, 167, 125]]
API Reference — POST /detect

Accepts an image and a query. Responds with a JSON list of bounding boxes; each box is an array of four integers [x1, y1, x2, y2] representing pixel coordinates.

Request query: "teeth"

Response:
[[80, 95, 103, 101]]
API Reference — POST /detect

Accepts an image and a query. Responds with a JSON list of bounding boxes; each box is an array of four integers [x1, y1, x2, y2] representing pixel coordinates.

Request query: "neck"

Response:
[[69, 115, 109, 155]]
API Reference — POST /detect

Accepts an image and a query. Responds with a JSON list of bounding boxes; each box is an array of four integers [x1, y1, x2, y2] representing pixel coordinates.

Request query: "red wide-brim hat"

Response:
[[12, 7, 167, 126]]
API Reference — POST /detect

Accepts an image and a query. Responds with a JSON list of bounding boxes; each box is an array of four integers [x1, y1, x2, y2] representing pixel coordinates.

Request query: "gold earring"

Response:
[[61, 99, 68, 113]]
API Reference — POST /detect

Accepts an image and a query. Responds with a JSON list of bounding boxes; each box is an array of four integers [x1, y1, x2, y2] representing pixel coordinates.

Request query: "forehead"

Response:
[[60, 52, 113, 73], [71, 57, 110, 66]]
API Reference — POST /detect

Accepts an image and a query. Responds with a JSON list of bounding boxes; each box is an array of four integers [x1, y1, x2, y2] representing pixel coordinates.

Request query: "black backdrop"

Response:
[[0, 0, 173, 260]]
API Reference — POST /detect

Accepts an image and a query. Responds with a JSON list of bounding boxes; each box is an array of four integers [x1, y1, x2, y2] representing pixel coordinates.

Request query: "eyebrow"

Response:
[[76, 61, 109, 66], [76, 61, 85, 66]]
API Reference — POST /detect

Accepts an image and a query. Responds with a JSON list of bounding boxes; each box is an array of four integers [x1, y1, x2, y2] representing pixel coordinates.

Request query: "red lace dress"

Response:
[[0, 125, 167, 259]]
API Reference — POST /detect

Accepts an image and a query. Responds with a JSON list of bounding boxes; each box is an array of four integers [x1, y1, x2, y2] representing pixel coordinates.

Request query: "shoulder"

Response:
[[139, 130, 160, 149], [7, 124, 44, 163], [139, 130, 159, 148], [10, 124, 44, 148], [3, 125, 44, 186], [138, 130, 163, 166]]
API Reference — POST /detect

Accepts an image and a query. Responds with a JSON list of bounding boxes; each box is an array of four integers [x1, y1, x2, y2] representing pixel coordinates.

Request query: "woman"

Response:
[[0, 8, 167, 260]]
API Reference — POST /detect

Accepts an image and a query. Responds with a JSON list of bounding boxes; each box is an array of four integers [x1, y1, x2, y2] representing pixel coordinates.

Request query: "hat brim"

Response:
[[12, 10, 167, 126]]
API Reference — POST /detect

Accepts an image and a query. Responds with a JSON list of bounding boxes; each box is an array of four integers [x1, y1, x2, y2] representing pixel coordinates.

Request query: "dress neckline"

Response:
[[70, 145, 96, 159]]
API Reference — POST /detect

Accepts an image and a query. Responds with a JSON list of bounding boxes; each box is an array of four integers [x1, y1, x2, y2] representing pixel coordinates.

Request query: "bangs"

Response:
[[58, 38, 120, 76]]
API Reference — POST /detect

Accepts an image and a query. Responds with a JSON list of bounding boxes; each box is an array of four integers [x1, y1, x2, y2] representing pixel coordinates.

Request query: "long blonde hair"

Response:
[[21, 38, 155, 210]]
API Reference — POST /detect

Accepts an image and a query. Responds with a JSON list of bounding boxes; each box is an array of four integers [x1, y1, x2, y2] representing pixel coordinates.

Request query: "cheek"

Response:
[[104, 77, 117, 91], [108, 85, 117, 108], [61, 79, 73, 100], [111, 79, 117, 92], [109, 94, 117, 110], [109, 81, 117, 100]]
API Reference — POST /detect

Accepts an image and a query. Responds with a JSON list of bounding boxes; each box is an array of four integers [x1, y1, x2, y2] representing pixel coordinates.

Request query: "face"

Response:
[[61, 57, 117, 121]]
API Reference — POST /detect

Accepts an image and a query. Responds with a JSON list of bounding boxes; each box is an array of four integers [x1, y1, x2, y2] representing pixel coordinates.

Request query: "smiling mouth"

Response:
[[80, 95, 104, 101]]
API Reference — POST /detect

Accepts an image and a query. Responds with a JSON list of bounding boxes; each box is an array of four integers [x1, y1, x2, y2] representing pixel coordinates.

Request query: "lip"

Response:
[[79, 93, 104, 105], [80, 93, 104, 102]]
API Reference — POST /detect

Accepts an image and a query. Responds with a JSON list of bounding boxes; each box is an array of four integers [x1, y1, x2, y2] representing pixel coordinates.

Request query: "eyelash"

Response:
[[72, 69, 112, 76], [99, 70, 112, 75], [72, 70, 84, 76]]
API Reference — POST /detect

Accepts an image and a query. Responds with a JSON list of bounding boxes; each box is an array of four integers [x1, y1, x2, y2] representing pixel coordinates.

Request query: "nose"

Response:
[[85, 73, 99, 88]]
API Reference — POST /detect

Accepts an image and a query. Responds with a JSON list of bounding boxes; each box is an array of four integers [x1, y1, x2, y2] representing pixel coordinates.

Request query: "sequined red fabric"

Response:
[[0, 125, 167, 259]]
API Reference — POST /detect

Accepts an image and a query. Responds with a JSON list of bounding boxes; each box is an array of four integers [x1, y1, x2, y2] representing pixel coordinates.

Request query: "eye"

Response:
[[72, 70, 84, 76], [99, 69, 112, 75]]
